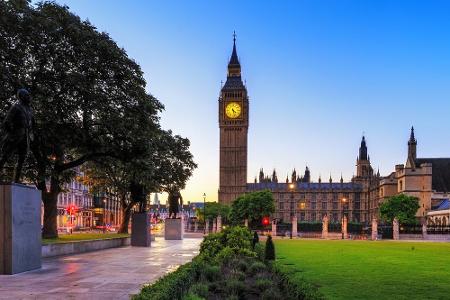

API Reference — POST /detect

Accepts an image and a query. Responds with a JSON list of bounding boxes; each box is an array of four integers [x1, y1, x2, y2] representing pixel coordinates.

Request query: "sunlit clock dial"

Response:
[[225, 102, 241, 119]]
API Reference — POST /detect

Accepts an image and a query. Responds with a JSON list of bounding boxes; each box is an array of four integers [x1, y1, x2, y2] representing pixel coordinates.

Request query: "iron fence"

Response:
[[427, 225, 450, 235], [399, 224, 422, 234]]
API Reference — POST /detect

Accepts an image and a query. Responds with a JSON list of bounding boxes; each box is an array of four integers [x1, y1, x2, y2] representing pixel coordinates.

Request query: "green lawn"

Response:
[[42, 233, 129, 245], [275, 239, 450, 300]]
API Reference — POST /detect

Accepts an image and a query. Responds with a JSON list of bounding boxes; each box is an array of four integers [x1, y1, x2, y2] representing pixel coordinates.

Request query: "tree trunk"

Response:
[[42, 177, 61, 238], [118, 198, 134, 234]]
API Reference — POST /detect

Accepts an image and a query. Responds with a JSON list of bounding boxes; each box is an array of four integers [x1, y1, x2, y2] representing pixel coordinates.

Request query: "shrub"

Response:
[[254, 243, 265, 261], [236, 259, 249, 272], [261, 288, 283, 300], [183, 293, 204, 300], [188, 283, 209, 299], [248, 261, 267, 276], [225, 226, 253, 251], [199, 233, 224, 258], [229, 269, 246, 281], [134, 263, 195, 300], [226, 278, 246, 297], [200, 264, 221, 282], [254, 278, 274, 292], [252, 231, 259, 249], [265, 235, 275, 260]]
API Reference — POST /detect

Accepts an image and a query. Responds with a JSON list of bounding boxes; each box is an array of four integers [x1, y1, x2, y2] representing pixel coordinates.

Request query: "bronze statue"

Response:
[[0, 89, 34, 183], [130, 181, 147, 213], [168, 189, 183, 219]]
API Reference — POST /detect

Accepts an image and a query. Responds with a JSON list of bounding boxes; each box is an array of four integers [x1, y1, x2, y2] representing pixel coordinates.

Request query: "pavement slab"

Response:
[[0, 237, 201, 300]]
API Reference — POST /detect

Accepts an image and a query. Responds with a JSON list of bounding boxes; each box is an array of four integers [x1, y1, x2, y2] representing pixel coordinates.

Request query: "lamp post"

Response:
[[203, 193, 206, 234], [341, 197, 347, 239], [103, 198, 107, 234], [288, 183, 295, 239]]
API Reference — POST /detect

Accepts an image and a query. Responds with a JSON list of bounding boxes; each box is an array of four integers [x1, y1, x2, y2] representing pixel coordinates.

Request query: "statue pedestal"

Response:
[[0, 183, 41, 274], [131, 213, 151, 247], [165, 218, 183, 240]]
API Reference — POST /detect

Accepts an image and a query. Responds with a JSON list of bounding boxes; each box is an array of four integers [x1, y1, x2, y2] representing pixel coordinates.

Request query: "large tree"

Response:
[[196, 202, 231, 224], [230, 190, 275, 226], [0, 0, 163, 237], [379, 194, 420, 224], [83, 129, 196, 233]]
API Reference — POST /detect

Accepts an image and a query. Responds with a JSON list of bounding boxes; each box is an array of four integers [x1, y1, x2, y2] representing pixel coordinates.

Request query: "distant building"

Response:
[[51, 167, 122, 230], [217, 36, 450, 224]]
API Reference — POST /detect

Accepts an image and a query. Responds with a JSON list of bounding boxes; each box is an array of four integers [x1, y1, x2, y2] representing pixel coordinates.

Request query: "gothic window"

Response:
[[399, 180, 403, 191], [300, 212, 305, 221], [332, 202, 338, 210], [311, 202, 316, 210], [279, 202, 284, 210], [311, 212, 316, 221], [322, 202, 327, 210], [354, 202, 360, 209]]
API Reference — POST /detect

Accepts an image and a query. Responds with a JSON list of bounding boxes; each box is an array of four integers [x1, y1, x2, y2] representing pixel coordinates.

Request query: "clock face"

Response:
[[225, 102, 242, 119]]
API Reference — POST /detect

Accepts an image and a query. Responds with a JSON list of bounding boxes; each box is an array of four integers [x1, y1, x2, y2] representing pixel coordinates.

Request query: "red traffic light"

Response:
[[66, 205, 77, 214], [262, 216, 270, 226]]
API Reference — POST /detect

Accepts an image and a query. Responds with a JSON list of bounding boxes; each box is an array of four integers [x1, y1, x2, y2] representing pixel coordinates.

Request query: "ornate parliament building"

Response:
[[218, 37, 450, 224]]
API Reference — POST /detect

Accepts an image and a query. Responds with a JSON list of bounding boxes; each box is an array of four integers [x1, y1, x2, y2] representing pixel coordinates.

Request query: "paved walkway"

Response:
[[0, 238, 202, 300]]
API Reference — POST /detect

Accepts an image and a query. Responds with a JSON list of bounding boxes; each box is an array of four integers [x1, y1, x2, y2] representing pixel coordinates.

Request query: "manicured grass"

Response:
[[275, 239, 450, 300], [42, 233, 129, 245]]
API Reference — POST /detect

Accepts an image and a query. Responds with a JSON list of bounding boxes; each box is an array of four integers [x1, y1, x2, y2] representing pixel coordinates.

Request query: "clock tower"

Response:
[[218, 34, 249, 205]]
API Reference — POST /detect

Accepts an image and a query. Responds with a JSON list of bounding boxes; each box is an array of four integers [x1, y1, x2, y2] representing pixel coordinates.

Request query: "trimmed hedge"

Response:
[[133, 262, 196, 300], [134, 226, 324, 300]]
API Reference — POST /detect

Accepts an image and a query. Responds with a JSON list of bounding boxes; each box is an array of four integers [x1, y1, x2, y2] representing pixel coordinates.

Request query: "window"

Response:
[[279, 202, 284, 210], [300, 212, 305, 221], [399, 180, 403, 191], [322, 202, 327, 210], [310, 213, 316, 221], [311, 202, 316, 210], [332, 202, 338, 210]]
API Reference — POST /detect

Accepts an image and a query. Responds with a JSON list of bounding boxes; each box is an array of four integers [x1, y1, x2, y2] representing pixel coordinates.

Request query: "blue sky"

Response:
[[52, 0, 450, 202]]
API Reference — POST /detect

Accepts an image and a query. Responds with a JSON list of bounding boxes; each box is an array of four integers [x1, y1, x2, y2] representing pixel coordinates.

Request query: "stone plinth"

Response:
[[371, 218, 378, 240], [322, 215, 329, 239], [217, 216, 222, 232], [271, 220, 277, 237], [165, 218, 183, 240], [0, 183, 41, 275], [393, 218, 399, 240], [131, 213, 151, 247], [212, 218, 217, 233], [292, 216, 298, 237], [422, 223, 427, 239], [342, 215, 348, 239]]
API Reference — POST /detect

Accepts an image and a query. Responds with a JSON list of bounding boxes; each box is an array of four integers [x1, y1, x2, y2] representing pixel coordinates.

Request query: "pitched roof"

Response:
[[247, 182, 363, 191], [222, 76, 245, 90], [432, 199, 450, 211], [415, 158, 450, 193]]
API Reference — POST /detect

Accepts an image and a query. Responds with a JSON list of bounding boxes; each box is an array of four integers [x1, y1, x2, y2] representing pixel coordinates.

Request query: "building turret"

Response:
[[356, 135, 373, 178], [303, 166, 311, 183], [272, 169, 278, 183], [259, 168, 264, 183], [291, 169, 297, 183], [407, 126, 417, 168]]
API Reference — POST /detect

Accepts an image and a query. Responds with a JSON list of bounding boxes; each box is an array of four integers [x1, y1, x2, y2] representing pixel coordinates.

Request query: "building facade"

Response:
[[218, 37, 450, 224], [47, 168, 122, 231]]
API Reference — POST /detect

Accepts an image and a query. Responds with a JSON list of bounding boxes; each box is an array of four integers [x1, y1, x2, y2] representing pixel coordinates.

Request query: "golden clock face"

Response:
[[225, 102, 241, 119]]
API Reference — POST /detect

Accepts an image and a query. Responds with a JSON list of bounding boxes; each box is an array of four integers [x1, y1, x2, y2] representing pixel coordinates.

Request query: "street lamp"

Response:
[[341, 198, 347, 239], [203, 193, 206, 234], [103, 198, 107, 234], [288, 183, 296, 239]]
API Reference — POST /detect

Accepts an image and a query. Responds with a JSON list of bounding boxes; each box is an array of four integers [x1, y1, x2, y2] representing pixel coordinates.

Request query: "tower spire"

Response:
[[407, 126, 417, 167], [228, 31, 240, 76]]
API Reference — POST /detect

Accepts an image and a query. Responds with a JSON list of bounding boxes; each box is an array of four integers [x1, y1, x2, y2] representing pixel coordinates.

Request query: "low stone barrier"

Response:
[[42, 237, 131, 258], [425, 234, 450, 241], [399, 234, 423, 240]]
